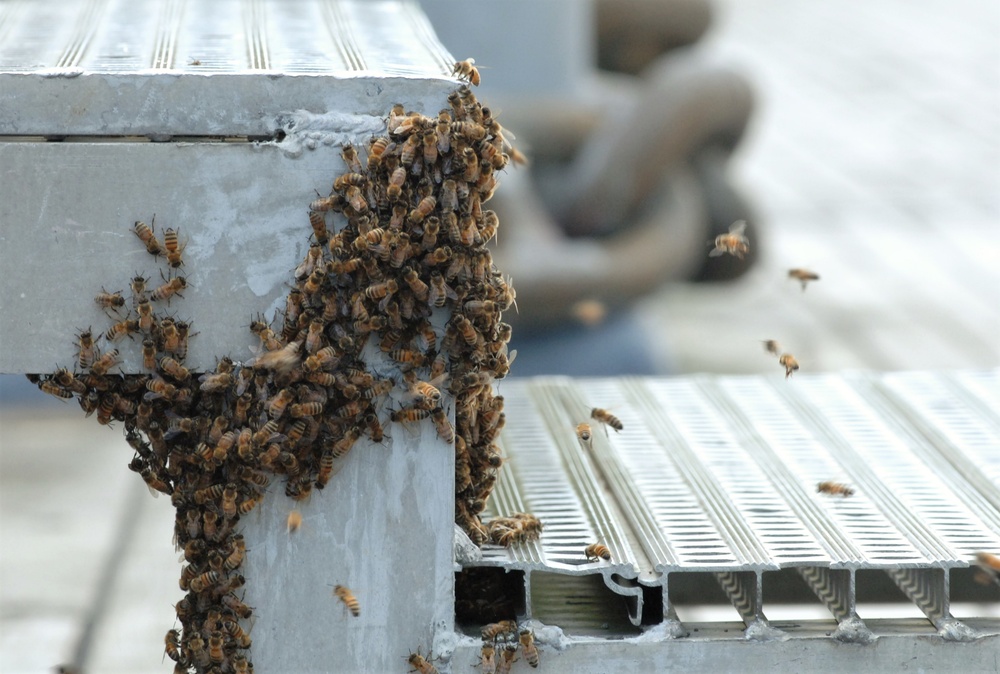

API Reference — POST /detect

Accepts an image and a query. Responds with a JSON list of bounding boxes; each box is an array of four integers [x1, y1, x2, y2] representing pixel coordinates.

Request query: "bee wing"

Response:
[[729, 220, 747, 235], [708, 246, 725, 257]]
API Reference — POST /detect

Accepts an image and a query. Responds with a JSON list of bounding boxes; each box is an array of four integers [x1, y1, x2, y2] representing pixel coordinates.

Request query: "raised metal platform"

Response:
[[472, 370, 1000, 642]]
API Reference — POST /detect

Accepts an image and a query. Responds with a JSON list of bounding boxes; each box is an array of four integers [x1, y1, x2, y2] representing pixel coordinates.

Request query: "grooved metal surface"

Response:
[[0, 0, 456, 135], [474, 371, 1000, 630]]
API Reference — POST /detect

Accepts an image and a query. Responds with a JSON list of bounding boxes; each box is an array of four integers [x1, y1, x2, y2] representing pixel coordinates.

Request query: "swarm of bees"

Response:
[[31, 71, 534, 672]]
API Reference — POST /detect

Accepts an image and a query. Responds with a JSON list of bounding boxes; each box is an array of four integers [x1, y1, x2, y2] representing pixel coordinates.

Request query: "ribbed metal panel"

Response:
[[0, 0, 455, 135], [471, 371, 1000, 636]]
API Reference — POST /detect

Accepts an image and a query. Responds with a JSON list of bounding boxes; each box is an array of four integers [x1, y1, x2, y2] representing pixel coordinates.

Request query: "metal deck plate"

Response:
[[0, 0, 455, 135], [474, 370, 1000, 637]]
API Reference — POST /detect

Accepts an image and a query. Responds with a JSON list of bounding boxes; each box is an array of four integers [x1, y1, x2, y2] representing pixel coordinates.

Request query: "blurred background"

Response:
[[2, 0, 998, 671]]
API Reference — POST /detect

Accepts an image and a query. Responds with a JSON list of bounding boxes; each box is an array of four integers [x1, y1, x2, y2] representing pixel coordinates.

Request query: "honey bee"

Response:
[[221, 483, 239, 518], [284, 509, 304, 534], [94, 288, 126, 312], [253, 340, 302, 374], [136, 299, 155, 333], [407, 651, 439, 674], [584, 542, 611, 562], [496, 642, 517, 674], [431, 407, 455, 444], [90, 349, 120, 376], [365, 279, 398, 301], [149, 276, 187, 303], [340, 144, 363, 174], [591, 408, 623, 433], [162, 228, 184, 267], [198, 371, 233, 393], [973, 552, 1000, 587], [368, 136, 389, 170], [453, 58, 481, 86], [387, 166, 408, 202], [576, 422, 593, 451], [290, 402, 324, 418], [333, 584, 361, 617], [816, 481, 855, 498], [159, 357, 190, 381], [76, 328, 99, 369], [401, 266, 430, 302], [104, 318, 139, 342], [391, 407, 432, 424], [207, 632, 224, 664], [478, 642, 496, 674], [709, 220, 749, 259], [408, 195, 436, 225], [519, 628, 539, 668], [310, 194, 341, 212], [140, 466, 172, 496], [779, 353, 800, 378], [788, 268, 820, 291], [308, 210, 329, 244], [38, 380, 73, 399], [762, 339, 781, 356], [481, 620, 517, 641], [267, 388, 295, 419], [164, 628, 181, 662], [194, 483, 225, 505], [134, 219, 163, 256]]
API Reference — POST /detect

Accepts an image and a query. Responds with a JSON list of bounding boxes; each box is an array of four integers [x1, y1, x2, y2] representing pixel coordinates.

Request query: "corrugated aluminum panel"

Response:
[[0, 0, 455, 135], [473, 371, 1000, 636]]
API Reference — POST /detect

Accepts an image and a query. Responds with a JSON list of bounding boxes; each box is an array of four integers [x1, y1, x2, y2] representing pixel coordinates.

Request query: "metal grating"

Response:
[[472, 371, 1000, 637]]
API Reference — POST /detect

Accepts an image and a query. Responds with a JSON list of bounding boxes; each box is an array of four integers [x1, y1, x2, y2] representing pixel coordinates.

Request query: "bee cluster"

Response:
[[31, 74, 529, 672]]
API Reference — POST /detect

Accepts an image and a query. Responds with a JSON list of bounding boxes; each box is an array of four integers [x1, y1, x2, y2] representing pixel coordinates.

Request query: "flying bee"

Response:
[[591, 407, 623, 433], [973, 552, 1000, 587], [519, 628, 539, 668], [90, 349, 120, 376], [575, 423, 593, 451], [198, 371, 232, 393], [94, 288, 126, 313], [162, 227, 184, 267], [816, 481, 855, 498], [762, 339, 781, 356], [709, 220, 750, 259], [585, 542, 611, 562], [788, 267, 820, 291], [779, 353, 800, 378], [134, 218, 163, 256], [252, 340, 302, 374], [104, 318, 139, 342], [332, 584, 360, 617], [453, 58, 481, 86], [76, 328, 99, 369]]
